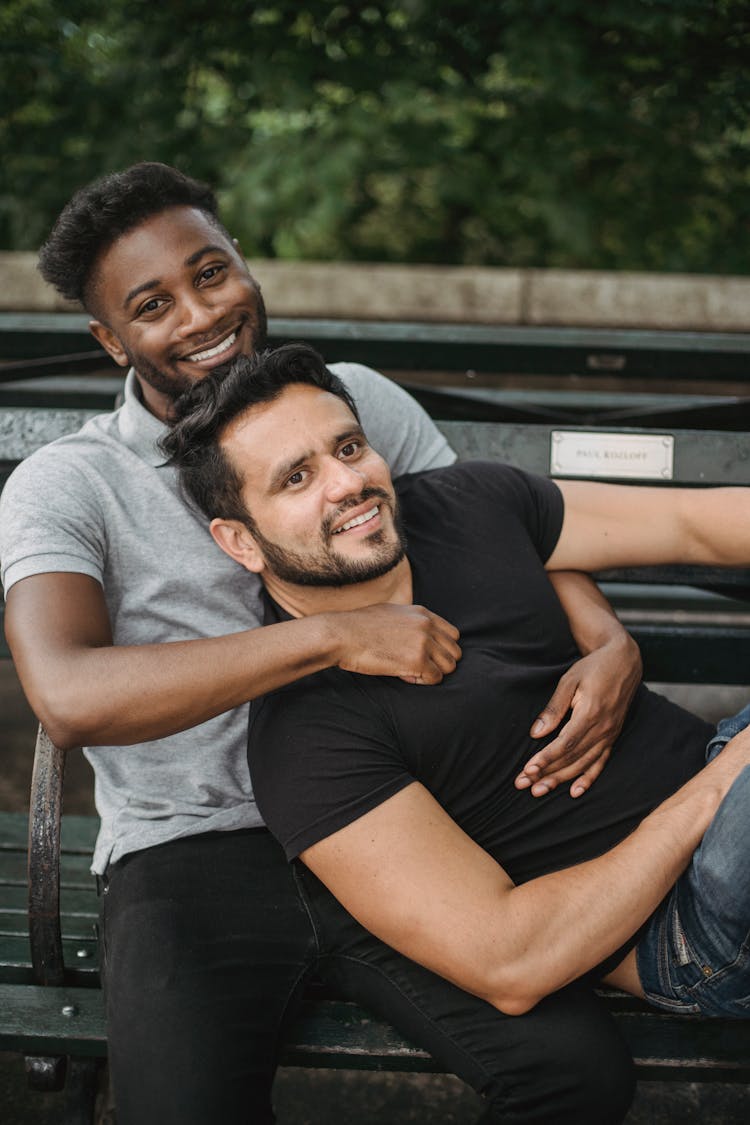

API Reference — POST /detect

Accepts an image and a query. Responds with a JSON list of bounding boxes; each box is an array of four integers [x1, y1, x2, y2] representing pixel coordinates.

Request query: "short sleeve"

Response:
[[0, 447, 106, 595], [494, 465, 564, 563], [329, 362, 455, 476], [248, 670, 414, 860], [399, 461, 564, 565]]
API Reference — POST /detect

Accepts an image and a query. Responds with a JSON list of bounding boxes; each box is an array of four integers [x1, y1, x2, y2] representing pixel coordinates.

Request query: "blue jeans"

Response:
[[636, 702, 750, 1017]]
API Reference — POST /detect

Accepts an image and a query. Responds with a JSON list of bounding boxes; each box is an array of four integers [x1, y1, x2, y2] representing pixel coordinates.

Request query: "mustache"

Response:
[[322, 487, 391, 538]]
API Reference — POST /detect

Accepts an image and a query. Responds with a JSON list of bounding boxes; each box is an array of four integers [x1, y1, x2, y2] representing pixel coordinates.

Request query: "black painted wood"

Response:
[[2, 980, 749, 1080], [3, 312, 750, 378]]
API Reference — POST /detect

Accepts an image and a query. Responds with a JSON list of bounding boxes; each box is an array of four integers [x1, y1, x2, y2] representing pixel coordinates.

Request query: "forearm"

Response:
[[309, 744, 748, 1018], [494, 777, 719, 1011], [548, 570, 637, 656], [9, 574, 461, 749], [18, 616, 339, 749]]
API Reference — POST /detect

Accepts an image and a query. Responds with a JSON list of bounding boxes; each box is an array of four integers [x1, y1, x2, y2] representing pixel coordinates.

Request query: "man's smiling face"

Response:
[[214, 382, 406, 592], [88, 206, 267, 418]]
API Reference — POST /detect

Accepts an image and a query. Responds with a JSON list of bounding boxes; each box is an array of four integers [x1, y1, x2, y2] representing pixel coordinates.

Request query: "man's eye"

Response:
[[137, 297, 165, 316], [199, 264, 225, 283], [286, 470, 307, 486], [339, 441, 360, 458]]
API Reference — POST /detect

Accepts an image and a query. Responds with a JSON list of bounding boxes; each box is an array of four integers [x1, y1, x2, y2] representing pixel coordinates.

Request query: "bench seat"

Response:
[[3, 807, 750, 1083]]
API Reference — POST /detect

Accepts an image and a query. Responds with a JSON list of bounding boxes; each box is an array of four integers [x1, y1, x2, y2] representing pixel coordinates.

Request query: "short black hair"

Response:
[[160, 342, 361, 527], [38, 162, 226, 310]]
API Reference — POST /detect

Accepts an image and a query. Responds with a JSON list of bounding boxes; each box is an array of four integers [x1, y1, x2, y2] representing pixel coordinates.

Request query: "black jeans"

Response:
[[100, 829, 634, 1124]]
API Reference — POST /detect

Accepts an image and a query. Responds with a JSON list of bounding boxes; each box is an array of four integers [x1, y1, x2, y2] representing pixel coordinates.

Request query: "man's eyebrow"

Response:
[[268, 449, 314, 492], [335, 424, 366, 445], [123, 246, 230, 309], [124, 278, 160, 309], [267, 425, 366, 491], [185, 244, 229, 267]]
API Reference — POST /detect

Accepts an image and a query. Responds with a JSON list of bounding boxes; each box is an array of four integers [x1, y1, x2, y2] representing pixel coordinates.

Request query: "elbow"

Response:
[[37, 709, 86, 753], [483, 962, 546, 1017], [41, 722, 85, 754], [489, 986, 542, 1018], [31, 683, 92, 751]]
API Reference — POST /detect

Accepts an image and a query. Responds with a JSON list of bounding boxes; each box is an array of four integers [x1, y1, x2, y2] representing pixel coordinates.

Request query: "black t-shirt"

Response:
[[248, 462, 712, 885]]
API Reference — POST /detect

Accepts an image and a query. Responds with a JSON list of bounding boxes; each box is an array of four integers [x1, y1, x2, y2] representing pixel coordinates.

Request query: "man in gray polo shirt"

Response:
[[0, 163, 640, 1124]]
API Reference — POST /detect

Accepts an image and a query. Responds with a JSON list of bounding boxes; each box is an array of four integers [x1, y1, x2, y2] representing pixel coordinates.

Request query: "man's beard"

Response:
[[128, 351, 196, 401], [255, 488, 407, 588]]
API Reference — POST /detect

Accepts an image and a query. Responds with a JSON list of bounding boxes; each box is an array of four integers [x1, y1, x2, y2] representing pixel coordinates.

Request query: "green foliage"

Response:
[[1, 0, 749, 271]]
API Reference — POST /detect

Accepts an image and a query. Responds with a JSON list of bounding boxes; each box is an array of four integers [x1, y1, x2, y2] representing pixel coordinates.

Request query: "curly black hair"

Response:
[[160, 342, 361, 527], [38, 162, 227, 311]]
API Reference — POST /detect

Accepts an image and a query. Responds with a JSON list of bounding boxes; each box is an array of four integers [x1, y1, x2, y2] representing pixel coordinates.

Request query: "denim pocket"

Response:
[[675, 931, 750, 1018], [706, 701, 750, 763]]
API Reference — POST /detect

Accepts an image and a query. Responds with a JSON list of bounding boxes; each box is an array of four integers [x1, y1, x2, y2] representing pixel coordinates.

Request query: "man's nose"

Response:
[[176, 292, 226, 337], [325, 458, 366, 501]]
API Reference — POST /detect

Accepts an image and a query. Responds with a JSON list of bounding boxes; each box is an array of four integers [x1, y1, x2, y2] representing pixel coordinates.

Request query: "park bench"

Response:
[[2, 310, 750, 430], [1, 402, 750, 1122]]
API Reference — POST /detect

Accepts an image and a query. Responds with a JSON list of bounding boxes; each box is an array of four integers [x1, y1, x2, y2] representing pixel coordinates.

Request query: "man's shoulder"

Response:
[[249, 664, 367, 741], [396, 460, 563, 557], [396, 458, 521, 498]]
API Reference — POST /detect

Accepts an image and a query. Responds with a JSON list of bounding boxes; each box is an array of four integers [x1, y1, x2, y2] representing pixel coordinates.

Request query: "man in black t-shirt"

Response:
[[164, 344, 750, 1124]]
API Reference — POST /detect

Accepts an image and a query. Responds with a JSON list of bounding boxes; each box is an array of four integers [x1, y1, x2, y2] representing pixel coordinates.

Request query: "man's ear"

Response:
[[210, 518, 265, 574], [89, 320, 130, 368]]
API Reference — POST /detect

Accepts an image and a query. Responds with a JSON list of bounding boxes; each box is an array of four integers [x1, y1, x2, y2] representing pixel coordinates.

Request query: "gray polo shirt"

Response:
[[0, 363, 454, 873]]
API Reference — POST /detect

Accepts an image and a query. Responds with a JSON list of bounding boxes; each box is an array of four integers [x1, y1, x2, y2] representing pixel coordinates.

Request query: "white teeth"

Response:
[[186, 332, 236, 363], [333, 506, 379, 534]]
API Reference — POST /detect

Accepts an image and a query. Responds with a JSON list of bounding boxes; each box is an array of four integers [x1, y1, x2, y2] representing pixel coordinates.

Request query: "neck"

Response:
[[135, 375, 173, 423], [262, 555, 413, 618]]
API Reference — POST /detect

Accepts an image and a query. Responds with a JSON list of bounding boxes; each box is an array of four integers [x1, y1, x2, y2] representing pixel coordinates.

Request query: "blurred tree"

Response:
[[1, 0, 748, 271]]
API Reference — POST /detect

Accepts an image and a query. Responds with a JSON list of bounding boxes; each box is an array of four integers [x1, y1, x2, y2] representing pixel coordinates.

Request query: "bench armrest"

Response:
[[27, 725, 69, 987]]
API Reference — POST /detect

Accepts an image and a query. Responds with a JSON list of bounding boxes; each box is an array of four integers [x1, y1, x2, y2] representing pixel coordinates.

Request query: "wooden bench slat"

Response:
[[0, 947, 99, 987], [2, 981, 748, 1080], [4, 313, 750, 380], [629, 625, 750, 685], [0, 982, 105, 1057], [616, 1010, 750, 1081], [438, 420, 750, 484], [0, 850, 95, 885], [0, 812, 98, 853], [0, 811, 30, 849], [284, 1000, 439, 1073], [0, 884, 97, 916], [0, 911, 97, 942]]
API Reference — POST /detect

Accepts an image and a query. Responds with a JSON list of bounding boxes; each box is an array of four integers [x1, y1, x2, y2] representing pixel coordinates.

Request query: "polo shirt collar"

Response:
[[117, 368, 169, 467]]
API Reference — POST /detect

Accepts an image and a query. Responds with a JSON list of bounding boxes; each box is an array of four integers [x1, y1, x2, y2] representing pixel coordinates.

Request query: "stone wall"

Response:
[[1, 252, 748, 332]]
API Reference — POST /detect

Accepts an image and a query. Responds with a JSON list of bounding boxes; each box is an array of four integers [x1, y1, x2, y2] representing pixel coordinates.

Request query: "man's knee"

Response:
[[479, 992, 635, 1125], [549, 1018, 635, 1125]]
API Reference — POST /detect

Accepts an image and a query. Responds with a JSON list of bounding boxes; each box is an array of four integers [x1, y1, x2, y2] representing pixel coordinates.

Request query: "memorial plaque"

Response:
[[550, 431, 674, 480]]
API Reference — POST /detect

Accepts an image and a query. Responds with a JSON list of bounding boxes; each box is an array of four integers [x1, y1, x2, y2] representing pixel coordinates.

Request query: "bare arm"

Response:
[[549, 481, 750, 572], [518, 572, 642, 797], [5, 573, 461, 749], [301, 727, 750, 1015]]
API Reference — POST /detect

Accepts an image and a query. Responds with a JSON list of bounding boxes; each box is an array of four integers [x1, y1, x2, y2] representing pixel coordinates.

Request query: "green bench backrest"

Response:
[[1, 408, 749, 679]]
